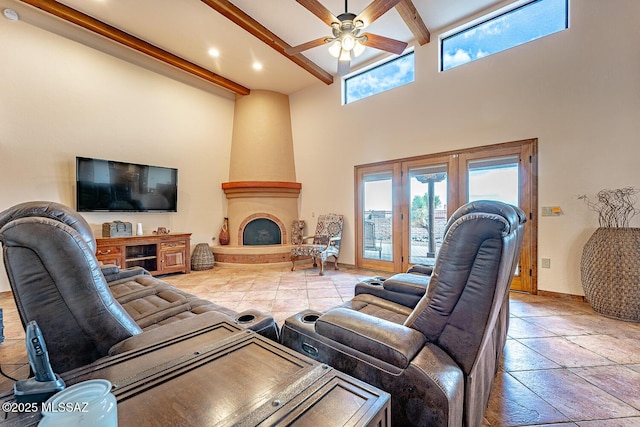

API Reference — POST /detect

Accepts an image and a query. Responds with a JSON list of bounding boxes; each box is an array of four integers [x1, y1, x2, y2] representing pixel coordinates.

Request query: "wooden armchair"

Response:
[[291, 213, 344, 275]]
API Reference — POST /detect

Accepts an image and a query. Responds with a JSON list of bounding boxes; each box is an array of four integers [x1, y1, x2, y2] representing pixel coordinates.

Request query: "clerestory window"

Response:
[[441, 0, 568, 71], [343, 51, 415, 104]]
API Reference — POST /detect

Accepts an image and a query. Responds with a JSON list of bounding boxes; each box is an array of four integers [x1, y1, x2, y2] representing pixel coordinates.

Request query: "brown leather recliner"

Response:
[[0, 201, 278, 373], [280, 200, 526, 427]]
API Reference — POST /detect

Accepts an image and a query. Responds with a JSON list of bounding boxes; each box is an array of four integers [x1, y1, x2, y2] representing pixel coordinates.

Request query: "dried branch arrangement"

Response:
[[578, 187, 640, 227]]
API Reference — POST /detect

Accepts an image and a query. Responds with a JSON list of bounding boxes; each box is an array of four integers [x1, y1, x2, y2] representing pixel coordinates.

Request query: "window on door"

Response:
[[355, 139, 537, 293], [362, 171, 393, 262], [468, 157, 519, 204], [407, 164, 448, 266]]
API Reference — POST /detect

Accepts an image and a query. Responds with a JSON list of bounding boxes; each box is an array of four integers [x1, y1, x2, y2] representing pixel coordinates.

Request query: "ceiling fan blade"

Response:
[[361, 33, 408, 55], [285, 37, 330, 55], [355, 0, 403, 27], [337, 59, 351, 76], [296, 0, 339, 26]]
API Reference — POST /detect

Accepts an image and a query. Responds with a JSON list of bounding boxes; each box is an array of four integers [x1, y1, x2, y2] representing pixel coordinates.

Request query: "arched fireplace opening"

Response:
[[242, 217, 282, 246]]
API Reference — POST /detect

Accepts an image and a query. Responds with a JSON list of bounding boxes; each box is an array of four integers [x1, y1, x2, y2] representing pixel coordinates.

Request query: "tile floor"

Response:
[[1, 264, 639, 426]]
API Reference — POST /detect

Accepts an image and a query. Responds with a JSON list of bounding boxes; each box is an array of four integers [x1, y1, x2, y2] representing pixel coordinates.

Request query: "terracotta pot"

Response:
[[219, 218, 230, 246]]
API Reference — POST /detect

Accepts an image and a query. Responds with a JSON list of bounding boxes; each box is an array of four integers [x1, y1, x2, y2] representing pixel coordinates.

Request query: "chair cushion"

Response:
[[341, 294, 414, 324], [108, 274, 237, 329], [291, 244, 339, 258]]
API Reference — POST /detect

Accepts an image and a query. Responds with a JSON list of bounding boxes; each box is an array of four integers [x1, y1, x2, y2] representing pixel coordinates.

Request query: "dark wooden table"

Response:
[[0, 320, 390, 426]]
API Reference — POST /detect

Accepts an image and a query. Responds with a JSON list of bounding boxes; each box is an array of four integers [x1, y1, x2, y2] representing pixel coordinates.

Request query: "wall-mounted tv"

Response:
[[76, 157, 178, 212]]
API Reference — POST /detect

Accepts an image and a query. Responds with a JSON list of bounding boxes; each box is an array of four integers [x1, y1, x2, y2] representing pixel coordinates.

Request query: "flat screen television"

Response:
[[76, 157, 178, 212]]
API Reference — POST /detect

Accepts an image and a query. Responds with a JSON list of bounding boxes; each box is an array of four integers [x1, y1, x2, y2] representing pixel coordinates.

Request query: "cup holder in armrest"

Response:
[[358, 276, 386, 287], [237, 314, 256, 324], [301, 313, 320, 324]]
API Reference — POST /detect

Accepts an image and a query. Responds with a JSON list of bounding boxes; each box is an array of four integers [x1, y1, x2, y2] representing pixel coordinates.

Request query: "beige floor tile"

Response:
[[571, 365, 640, 410], [484, 372, 570, 426], [577, 417, 640, 426], [235, 299, 274, 313], [277, 281, 308, 290], [518, 337, 612, 368], [566, 335, 640, 364], [217, 282, 255, 292], [510, 369, 640, 420], [242, 290, 278, 301], [627, 364, 640, 375], [508, 317, 558, 338], [307, 288, 341, 299], [524, 315, 601, 336], [272, 298, 311, 312], [206, 290, 245, 302], [275, 289, 309, 300], [503, 339, 561, 371]]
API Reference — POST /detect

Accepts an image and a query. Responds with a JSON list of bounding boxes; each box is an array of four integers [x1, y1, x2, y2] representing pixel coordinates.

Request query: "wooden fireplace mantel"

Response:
[[222, 181, 302, 198]]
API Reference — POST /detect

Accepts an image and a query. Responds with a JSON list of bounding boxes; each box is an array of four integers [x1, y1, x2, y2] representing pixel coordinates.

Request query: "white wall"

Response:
[[0, 14, 234, 291], [290, 0, 640, 295]]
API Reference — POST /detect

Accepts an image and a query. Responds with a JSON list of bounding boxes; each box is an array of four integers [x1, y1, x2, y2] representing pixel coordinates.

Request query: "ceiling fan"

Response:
[[286, 0, 408, 75]]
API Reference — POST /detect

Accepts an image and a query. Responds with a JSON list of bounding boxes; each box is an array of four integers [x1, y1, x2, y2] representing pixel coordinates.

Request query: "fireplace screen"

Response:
[[243, 218, 282, 245]]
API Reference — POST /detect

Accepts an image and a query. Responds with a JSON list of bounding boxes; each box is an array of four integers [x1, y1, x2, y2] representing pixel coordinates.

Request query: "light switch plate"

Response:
[[542, 206, 563, 216]]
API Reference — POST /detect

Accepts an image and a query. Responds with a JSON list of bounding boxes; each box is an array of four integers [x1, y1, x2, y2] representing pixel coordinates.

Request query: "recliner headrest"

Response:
[[443, 200, 525, 237], [0, 201, 96, 252]]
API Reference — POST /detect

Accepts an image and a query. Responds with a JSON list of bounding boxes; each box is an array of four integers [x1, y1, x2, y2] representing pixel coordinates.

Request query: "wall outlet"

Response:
[[541, 258, 551, 268]]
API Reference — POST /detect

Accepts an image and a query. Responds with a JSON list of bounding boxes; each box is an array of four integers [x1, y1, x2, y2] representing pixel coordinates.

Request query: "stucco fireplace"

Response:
[[212, 90, 301, 265]]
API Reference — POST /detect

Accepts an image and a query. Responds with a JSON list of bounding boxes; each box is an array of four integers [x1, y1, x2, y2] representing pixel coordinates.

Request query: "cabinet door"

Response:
[[160, 241, 188, 273]]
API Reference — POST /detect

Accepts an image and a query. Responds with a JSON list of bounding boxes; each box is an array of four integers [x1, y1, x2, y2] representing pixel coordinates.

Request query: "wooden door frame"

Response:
[[457, 139, 537, 293], [355, 138, 538, 294], [400, 155, 459, 272], [355, 162, 402, 272]]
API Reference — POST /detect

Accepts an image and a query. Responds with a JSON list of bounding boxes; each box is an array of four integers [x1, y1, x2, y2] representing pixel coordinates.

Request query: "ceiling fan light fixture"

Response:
[[341, 33, 355, 51], [328, 39, 341, 58], [338, 48, 351, 62], [353, 39, 365, 57]]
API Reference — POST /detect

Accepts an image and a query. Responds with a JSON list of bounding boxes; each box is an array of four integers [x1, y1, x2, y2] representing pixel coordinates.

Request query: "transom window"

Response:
[[441, 0, 568, 71], [343, 51, 415, 105]]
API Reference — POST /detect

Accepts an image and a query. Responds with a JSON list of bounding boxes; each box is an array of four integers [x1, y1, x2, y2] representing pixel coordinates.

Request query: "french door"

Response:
[[355, 139, 537, 293]]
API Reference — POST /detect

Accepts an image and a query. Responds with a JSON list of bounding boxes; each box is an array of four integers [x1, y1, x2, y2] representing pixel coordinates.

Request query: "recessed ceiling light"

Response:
[[208, 48, 220, 58], [252, 62, 263, 71], [3, 8, 19, 21]]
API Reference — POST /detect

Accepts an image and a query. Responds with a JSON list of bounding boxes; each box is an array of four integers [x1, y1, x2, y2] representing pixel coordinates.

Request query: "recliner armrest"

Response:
[[355, 272, 429, 308], [406, 264, 434, 276], [101, 265, 149, 282], [384, 273, 430, 295], [315, 307, 426, 369], [99, 263, 119, 276]]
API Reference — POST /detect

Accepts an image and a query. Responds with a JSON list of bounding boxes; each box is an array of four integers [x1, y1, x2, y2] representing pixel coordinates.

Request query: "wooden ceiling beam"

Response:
[[200, 0, 333, 86], [396, 0, 430, 45], [19, 0, 251, 95]]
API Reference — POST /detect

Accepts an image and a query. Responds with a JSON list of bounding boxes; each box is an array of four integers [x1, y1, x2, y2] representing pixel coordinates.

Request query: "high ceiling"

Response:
[[4, 0, 510, 95]]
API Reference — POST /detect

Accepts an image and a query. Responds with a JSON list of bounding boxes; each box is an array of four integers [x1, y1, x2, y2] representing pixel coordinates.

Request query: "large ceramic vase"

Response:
[[581, 227, 640, 322], [218, 217, 230, 246]]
